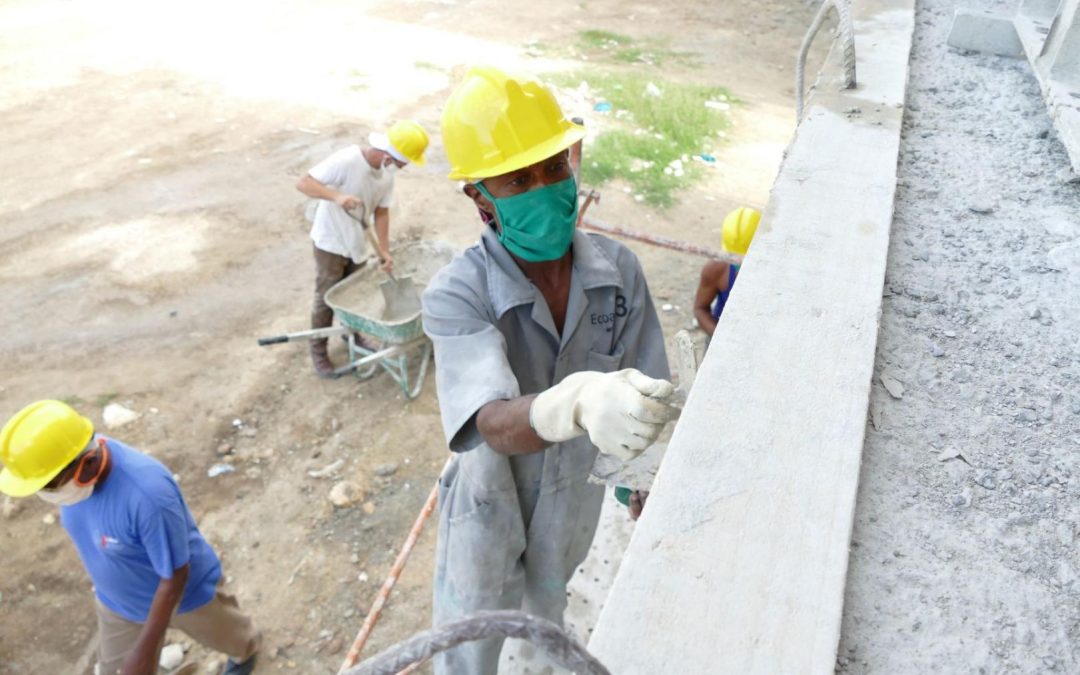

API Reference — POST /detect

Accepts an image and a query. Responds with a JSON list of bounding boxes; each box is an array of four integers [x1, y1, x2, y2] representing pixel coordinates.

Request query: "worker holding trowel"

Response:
[[296, 120, 429, 378], [422, 65, 679, 674], [693, 206, 760, 339], [0, 400, 260, 675]]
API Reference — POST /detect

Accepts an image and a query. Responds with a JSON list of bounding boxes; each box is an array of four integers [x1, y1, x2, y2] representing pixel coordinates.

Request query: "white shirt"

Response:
[[307, 145, 395, 263]]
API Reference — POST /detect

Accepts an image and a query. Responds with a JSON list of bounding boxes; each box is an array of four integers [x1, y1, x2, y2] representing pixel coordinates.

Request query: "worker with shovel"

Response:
[[0, 401, 261, 675], [296, 120, 429, 378], [423, 66, 680, 674]]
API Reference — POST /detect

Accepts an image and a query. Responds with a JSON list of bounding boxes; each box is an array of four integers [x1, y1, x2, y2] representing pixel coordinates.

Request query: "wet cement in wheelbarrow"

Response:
[[328, 240, 456, 323]]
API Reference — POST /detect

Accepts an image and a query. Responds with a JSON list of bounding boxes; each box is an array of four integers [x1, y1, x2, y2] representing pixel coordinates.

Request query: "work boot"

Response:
[[310, 340, 339, 379], [222, 654, 256, 675]]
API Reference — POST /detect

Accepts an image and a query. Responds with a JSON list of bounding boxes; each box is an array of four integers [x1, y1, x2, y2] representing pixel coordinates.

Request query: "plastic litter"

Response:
[[207, 463, 236, 478]]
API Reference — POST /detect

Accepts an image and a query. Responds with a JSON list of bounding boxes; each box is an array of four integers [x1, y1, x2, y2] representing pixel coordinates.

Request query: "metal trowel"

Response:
[[346, 207, 422, 320]]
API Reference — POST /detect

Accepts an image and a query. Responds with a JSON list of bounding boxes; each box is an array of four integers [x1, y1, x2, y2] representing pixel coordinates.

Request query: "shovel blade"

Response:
[[379, 275, 422, 320]]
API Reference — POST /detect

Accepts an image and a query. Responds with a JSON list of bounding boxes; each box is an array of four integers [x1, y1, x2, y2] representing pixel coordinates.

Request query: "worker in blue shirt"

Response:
[[0, 401, 260, 675], [693, 206, 761, 338]]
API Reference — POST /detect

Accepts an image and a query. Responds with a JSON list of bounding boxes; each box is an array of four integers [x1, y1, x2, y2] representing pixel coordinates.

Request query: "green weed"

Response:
[[576, 30, 696, 67], [553, 71, 734, 207]]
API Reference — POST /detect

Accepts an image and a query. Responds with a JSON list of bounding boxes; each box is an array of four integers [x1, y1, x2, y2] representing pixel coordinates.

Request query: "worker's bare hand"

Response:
[[628, 490, 648, 521], [379, 253, 395, 274], [335, 193, 363, 212]]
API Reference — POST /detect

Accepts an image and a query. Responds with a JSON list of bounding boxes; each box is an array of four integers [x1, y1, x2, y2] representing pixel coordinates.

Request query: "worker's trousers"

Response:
[[312, 245, 362, 330], [432, 449, 606, 675], [94, 587, 261, 675]]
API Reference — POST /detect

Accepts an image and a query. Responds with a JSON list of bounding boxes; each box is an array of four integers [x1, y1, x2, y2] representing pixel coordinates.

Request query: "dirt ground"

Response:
[[0, 0, 819, 672]]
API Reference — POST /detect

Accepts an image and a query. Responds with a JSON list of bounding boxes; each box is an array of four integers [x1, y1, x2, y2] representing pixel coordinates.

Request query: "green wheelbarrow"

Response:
[[258, 240, 456, 400]]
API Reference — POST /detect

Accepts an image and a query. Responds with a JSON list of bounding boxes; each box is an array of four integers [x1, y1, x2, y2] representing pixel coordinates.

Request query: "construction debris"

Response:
[[207, 463, 236, 478], [159, 644, 184, 670], [374, 462, 398, 477], [879, 374, 905, 400], [102, 403, 140, 429], [329, 481, 363, 507], [2, 496, 22, 520], [308, 459, 345, 479]]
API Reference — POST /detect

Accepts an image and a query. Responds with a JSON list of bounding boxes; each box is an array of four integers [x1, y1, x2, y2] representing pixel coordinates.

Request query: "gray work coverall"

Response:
[[421, 227, 670, 674]]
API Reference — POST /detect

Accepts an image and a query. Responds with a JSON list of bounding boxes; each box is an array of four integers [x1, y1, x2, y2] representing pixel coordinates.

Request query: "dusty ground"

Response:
[[839, 0, 1080, 672], [0, 0, 818, 673]]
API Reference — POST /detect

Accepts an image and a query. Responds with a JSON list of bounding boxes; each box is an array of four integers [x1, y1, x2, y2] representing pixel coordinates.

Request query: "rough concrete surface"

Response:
[[839, 1, 1080, 672]]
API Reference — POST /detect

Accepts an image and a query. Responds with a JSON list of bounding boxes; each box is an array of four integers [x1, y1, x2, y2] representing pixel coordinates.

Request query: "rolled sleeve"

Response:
[[423, 269, 521, 453]]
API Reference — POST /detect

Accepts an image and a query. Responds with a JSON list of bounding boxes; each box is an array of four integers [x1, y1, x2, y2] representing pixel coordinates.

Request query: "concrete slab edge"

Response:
[[586, 1, 917, 672]]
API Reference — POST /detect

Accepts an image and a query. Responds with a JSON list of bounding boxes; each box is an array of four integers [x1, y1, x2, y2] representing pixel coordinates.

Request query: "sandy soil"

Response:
[[0, 0, 819, 672], [839, 1, 1080, 672]]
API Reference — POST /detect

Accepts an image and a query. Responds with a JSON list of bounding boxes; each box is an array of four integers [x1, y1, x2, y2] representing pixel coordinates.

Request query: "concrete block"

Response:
[[947, 9, 1024, 57]]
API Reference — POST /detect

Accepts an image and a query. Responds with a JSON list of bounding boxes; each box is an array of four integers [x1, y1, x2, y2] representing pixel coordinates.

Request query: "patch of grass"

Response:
[[93, 392, 119, 408], [413, 60, 445, 73], [526, 31, 697, 67], [579, 29, 635, 48], [61, 395, 86, 407], [553, 71, 735, 207], [575, 30, 697, 67]]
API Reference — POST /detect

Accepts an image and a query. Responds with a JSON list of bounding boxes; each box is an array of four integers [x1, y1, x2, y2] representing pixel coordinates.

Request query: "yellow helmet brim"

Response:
[[449, 123, 585, 181]]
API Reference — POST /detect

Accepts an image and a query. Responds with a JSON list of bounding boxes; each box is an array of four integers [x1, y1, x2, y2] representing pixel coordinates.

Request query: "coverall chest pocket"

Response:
[[586, 341, 625, 373]]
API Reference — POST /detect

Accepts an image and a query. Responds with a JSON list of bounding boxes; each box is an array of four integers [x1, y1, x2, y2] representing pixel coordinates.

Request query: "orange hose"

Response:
[[339, 464, 445, 673]]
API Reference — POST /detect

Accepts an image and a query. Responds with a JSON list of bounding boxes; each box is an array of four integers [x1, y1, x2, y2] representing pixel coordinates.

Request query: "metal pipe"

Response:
[[796, 0, 857, 119], [581, 216, 742, 265]]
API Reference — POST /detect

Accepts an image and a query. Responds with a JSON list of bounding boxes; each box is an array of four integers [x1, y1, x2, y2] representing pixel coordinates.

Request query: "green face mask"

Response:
[[475, 176, 579, 262]]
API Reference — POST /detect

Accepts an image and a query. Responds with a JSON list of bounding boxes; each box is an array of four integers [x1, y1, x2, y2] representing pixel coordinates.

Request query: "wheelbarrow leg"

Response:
[[403, 341, 433, 400], [391, 340, 432, 400], [349, 334, 380, 380]]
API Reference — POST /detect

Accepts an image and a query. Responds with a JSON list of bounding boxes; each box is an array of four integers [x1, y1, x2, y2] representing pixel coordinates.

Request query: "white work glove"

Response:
[[530, 368, 679, 461]]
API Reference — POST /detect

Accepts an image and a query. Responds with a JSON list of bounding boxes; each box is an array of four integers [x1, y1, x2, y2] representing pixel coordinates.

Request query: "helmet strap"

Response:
[[73, 438, 110, 488]]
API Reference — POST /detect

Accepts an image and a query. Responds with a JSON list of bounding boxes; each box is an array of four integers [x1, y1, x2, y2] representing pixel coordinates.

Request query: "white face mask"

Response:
[[36, 440, 109, 507], [37, 480, 94, 506], [381, 158, 400, 174]]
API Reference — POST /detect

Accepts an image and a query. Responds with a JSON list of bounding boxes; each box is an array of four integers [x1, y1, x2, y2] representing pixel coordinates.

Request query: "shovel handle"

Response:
[[257, 326, 348, 346], [348, 206, 396, 278]]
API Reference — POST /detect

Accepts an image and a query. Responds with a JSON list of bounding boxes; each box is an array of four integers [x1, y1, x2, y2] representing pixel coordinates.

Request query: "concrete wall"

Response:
[[587, 1, 916, 672]]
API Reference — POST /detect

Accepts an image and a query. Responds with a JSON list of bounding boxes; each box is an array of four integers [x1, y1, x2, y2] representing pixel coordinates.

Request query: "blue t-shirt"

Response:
[[60, 437, 221, 622], [711, 264, 740, 322]]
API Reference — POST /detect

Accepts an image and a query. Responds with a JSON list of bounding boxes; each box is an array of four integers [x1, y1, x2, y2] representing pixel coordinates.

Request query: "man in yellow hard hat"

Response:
[[693, 206, 761, 338], [0, 401, 260, 675], [296, 119, 429, 378], [422, 66, 679, 673]]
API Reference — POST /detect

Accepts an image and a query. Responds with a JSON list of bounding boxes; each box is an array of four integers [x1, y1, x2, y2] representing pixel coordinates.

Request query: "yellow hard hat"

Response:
[[0, 400, 93, 497], [441, 65, 586, 181], [722, 207, 761, 256], [387, 120, 429, 166]]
